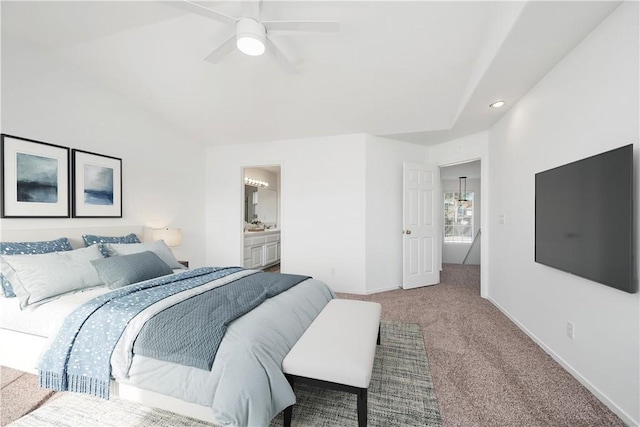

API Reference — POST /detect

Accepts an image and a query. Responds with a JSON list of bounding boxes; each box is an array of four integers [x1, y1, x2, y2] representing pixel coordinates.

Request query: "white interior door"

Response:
[[402, 162, 440, 289]]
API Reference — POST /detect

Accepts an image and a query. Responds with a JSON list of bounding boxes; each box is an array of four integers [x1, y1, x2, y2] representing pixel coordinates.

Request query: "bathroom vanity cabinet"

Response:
[[243, 230, 280, 269]]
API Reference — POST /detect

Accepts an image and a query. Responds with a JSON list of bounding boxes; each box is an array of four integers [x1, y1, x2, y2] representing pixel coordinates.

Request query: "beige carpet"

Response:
[[338, 264, 624, 426], [1, 367, 59, 426]]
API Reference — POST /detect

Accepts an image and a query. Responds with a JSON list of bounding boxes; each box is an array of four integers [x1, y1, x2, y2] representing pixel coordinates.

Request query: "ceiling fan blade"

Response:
[[160, 0, 238, 25], [204, 33, 237, 64], [265, 37, 296, 74], [263, 21, 339, 35], [241, 0, 262, 19]]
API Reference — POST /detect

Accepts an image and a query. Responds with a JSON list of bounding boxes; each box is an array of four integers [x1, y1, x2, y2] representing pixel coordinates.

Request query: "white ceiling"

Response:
[[1, 1, 620, 147], [441, 160, 480, 181]]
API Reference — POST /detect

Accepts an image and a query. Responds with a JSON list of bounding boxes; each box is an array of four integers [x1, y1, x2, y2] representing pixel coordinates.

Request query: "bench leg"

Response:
[[284, 374, 369, 427], [286, 374, 295, 389], [357, 388, 367, 427], [284, 375, 296, 426], [284, 405, 293, 427]]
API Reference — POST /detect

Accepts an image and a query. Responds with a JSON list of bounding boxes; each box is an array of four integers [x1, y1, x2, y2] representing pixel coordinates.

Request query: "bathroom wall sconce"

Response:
[[244, 177, 269, 188], [144, 227, 183, 247]]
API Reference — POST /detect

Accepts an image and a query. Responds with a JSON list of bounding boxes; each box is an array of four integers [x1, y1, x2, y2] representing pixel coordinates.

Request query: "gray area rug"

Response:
[[8, 321, 441, 427]]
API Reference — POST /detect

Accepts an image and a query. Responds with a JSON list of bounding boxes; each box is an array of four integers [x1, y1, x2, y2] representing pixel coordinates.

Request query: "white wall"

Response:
[[206, 134, 368, 293], [0, 35, 207, 266], [487, 3, 639, 424], [206, 133, 428, 294], [365, 135, 429, 293]]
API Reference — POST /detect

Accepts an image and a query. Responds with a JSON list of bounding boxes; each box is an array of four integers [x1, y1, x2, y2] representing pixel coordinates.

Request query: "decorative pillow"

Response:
[[82, 233, 141, 257], [105, 240, 184, 270], [2, 245, 104, 309], [0, 237, 73, 298], [0, 237, 73, 255], [91, 251, 173, 289]]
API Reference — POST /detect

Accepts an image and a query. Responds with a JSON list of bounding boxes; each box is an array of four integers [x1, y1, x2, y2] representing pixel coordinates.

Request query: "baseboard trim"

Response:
[[367, 284, 402, 294], [487, 297, 638, 427]]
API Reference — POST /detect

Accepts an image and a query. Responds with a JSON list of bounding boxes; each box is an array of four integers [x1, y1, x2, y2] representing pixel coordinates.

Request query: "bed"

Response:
[[0, 226, 334, 426]]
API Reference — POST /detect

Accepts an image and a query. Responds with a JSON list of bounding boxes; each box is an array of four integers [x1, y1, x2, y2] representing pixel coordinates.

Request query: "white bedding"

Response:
[[0, 286, 110, 337], [119, 277, 333, 425], [0, 269, 185, 337], [3, 268, 334, 426]]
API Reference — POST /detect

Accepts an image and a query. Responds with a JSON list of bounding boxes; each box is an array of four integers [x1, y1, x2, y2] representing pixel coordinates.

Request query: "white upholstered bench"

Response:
[[282, 299, 382, 427]]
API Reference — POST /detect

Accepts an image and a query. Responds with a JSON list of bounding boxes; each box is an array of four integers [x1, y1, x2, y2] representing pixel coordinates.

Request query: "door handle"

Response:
[[403, 230, 412, 235]]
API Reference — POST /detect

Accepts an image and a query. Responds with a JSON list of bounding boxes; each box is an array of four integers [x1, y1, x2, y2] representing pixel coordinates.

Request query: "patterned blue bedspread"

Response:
[[37, 267, 278, 399]]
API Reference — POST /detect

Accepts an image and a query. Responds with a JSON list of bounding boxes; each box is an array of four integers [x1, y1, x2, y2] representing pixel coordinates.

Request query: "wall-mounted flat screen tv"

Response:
[[535, 144, 635, 293]]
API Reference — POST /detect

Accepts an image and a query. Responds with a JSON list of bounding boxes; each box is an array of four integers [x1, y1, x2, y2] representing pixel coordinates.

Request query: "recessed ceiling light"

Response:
[[489, 100, 506, 108]]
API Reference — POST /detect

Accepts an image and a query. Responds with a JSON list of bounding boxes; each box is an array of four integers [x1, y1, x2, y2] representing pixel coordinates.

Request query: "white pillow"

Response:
[[106, 240, 184, 270], [1, 245, 104, 309]]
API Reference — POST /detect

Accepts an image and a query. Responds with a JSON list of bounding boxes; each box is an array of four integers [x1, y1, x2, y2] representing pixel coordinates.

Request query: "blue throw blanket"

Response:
[[133, 272, 311, 370], [38, 267, 243, 399]]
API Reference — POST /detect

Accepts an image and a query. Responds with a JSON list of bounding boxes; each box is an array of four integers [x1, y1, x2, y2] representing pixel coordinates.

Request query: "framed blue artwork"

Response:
[[1, 134, 70, 218], [72, 149, 122, 218]]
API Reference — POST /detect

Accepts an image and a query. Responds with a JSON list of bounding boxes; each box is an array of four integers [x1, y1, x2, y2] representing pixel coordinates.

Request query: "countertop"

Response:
[[244, 229, 280, 236]]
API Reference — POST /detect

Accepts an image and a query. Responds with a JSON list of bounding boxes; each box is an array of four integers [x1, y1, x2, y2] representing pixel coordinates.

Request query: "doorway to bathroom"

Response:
[[242, 165, 281, 273]]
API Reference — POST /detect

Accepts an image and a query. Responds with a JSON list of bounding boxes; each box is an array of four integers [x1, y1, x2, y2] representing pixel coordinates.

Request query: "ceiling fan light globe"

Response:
[[237, 36, 265, 56], [236, 18, 266, 56]]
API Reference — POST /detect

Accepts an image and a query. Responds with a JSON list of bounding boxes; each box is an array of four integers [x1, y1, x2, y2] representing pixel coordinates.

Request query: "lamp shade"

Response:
[[145, 227, 182, 247]]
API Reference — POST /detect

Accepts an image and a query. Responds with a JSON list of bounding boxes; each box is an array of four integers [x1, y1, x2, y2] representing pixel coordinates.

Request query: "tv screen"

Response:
[[535, 144, 634, 293]]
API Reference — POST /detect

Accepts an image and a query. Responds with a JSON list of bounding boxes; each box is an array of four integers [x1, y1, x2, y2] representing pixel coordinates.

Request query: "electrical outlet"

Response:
[[566, 321, 575, 340], [498, 214, 506, 225]]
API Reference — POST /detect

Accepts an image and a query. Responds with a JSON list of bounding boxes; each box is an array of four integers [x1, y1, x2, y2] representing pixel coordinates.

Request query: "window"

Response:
[[444, 192, 474, 243]]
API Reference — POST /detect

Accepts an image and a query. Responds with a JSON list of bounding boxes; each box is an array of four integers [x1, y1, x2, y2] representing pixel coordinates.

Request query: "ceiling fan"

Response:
[[168, 0, 340, 72]]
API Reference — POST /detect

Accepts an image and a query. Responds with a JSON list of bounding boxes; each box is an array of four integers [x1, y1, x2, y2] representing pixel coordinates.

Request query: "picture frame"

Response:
[[1, 134, 70, 218], [72, 149, 122, 218]]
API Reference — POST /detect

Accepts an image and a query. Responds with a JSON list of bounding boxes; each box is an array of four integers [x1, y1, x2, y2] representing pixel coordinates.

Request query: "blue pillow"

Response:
[[0, 237, 73, 255], [0, 237, 73, 298], [91, 251, 173, 289], [82, 233, 141, 257]]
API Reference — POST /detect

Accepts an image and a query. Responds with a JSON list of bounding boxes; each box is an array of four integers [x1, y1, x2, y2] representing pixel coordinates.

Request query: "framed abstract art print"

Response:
[[1, 134, 70, 218], [72, 149, 122, 218]]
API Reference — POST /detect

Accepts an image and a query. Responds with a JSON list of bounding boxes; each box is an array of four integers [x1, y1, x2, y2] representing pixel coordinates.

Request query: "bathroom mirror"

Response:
[[256, 188, 277, 223], [244, 185, 257, 222], [243, 166, 279, 227]]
